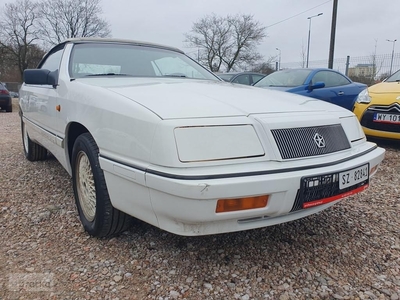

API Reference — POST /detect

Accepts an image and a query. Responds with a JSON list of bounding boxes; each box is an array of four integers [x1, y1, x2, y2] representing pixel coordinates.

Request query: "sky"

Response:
[[1, 0, 399, 68], [100, 0, 399, 65]]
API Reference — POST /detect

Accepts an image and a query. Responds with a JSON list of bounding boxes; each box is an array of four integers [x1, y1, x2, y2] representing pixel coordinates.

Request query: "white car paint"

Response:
[[20, 38, 385, 236]]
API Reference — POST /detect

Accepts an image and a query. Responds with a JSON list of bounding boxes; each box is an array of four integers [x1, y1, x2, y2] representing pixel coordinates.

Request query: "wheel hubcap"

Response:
[[76, 151, 96, 222]]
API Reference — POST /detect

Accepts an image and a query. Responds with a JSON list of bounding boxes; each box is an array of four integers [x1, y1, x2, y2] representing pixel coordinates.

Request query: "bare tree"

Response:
[[0, 45, 14, 80], [348, 39, 385, 85], [185, 14, 266, 72], [38, 0, 111, 46], [223, 15, 266, 72], [0, 0, 43, 80], [250, 60, 276, 75], [184, 15, 228, 72], [369, 38, 384, 82], [377, 71, 390, 82]]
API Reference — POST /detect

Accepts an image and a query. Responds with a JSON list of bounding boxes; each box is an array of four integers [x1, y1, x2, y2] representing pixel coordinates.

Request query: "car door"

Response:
[[23, 44, 65, 127], [308, 70, 357, 110], [22, 44, 65, 151]]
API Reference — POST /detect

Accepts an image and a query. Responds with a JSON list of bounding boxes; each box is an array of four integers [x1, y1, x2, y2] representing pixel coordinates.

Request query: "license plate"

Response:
[[373, 113, 400, 124], [295, 164, 370, 210], [339, 164, 369, 190]]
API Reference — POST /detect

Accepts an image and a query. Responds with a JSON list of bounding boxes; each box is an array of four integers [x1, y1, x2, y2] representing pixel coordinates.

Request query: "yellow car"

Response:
[[353, 69, 400, 140]]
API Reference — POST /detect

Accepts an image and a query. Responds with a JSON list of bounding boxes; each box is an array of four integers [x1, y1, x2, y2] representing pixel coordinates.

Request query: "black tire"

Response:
[[6, 104, 12, 112], [21, 117, 47, 161], [71, 133, 132, 237]]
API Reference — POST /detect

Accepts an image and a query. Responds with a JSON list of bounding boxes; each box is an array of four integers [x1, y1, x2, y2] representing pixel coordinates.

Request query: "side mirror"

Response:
[[23, 69, 58, 87], [308, 81, 325, 91]]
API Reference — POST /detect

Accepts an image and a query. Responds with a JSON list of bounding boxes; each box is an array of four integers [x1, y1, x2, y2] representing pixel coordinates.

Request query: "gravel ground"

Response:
[[1, 100, 400, 300]]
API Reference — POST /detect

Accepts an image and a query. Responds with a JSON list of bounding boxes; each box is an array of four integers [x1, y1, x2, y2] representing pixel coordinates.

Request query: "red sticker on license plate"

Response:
[[303, 184, 368, 209]]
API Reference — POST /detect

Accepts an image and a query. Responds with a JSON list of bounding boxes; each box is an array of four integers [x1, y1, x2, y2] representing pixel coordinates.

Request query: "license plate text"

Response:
[[339, 164, 369, 190]]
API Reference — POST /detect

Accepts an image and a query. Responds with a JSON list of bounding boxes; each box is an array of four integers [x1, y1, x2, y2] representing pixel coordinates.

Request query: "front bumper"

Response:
[[354, 102, 400, 140], [362, 127, 400, 140], [100, 145, 385, 236]]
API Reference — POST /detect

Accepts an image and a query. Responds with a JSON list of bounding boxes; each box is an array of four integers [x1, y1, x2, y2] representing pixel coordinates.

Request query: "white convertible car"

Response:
[[20, 38, 385, 237]]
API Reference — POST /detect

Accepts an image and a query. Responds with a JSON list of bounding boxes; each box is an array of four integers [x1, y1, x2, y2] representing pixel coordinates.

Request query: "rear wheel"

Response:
[[21, 117, 47, 161], [6, 104, 12, 112], [71, 133, 132, 237]]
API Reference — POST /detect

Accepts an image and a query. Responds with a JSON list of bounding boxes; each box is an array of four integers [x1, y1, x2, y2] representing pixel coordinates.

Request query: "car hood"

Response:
[[77, 78, 348, 119], [368, 81, 400, 94]]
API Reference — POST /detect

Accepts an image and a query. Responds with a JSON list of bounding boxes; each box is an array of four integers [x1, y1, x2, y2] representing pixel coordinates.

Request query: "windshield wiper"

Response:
[[162, 73, 187, 78], [85, 73, 130, 77]]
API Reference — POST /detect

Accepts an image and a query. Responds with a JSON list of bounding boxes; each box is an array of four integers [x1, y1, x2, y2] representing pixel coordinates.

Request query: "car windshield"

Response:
[[385, 69, 400, 82], [69, 43, 220, 81], [254, 69, 312, 87]]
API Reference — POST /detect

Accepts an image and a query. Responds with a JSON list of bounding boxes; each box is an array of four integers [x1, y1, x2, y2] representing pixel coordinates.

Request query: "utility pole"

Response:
[[276, 48, 281, 70], [387, 39, 397, 76], [328, 0, 338, 69]]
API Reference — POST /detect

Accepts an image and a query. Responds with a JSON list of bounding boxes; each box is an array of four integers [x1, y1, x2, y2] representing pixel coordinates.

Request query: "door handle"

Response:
[[338, 91, 344, 96]]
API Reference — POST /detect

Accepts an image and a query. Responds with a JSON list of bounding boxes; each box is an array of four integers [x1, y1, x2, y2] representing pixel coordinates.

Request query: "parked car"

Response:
[[20, 38, 385, 238], [9, 91, 19, 98], [217, 72, 265, 85], [253, 68, 367, 111], [353, 69, 400, 140], [0, 82, 12, 112]]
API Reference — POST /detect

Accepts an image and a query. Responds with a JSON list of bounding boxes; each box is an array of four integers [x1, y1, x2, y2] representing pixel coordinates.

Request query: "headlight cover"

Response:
[[356, 88, 371, 104], [174, 125, 265, 162], [340, 115, 366, 142]]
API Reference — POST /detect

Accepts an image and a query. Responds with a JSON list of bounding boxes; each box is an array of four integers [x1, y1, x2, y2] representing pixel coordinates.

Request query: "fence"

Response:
[[280, 52, 400, 80]]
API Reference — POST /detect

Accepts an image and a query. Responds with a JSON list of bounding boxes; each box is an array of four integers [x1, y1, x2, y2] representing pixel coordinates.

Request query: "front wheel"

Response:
[[71, 133, 132, 237]]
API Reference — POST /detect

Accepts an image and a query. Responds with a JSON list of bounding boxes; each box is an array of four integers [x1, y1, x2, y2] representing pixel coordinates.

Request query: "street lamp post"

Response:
[[387, 39, 397, 76], [306, 13, 323, 68], [276, 47, 281, 70]]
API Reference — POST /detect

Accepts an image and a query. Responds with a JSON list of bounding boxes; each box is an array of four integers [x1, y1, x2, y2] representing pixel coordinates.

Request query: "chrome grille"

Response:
[[367, 103, 400, 113], [271, 124, 350, 159]]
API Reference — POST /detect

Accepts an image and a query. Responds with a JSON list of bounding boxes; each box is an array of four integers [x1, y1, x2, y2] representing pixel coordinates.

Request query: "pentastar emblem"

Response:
[[313, 133, 326, 148]]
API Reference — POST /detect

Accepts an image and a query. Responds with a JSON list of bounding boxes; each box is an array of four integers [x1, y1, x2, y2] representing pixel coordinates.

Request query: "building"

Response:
[[348, 63, 375, 78]]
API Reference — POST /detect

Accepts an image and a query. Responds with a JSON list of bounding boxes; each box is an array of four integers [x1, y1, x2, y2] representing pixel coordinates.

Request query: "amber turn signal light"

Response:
[[216, 195, 269, 213], [369, 165, 378, 176]]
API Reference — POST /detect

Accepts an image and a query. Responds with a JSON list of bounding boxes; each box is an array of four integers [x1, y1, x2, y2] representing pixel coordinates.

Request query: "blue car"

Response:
[[253, 68, 367, 111]]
